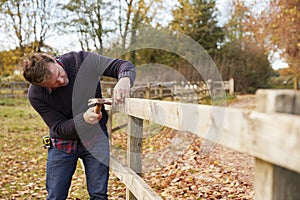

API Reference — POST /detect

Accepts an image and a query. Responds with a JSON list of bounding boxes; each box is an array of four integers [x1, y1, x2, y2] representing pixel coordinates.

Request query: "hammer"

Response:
[[88, 98, 112, 114]]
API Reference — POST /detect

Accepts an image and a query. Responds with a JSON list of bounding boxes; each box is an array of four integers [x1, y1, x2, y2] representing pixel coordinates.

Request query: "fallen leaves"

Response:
[[160, 137, 254, 200], [111, 126, 254, 199], [0, 101, 88, 199]]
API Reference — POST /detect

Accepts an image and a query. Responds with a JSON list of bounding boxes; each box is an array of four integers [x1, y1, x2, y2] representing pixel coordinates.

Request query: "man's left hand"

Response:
[[113, 77, 131, 103]]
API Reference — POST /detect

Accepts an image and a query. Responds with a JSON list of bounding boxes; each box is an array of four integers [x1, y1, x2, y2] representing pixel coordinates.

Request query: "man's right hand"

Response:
[[83, 106, 102, 124]]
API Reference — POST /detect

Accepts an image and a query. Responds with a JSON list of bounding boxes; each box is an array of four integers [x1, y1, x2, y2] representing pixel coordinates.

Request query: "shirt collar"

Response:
[[46, 87, 52, 94]]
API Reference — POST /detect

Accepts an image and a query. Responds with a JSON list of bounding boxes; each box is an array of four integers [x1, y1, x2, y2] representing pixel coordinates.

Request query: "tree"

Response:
[[215, 0, 273, 93], [246, 0, 300, 74], [114, 0, 162, 63], [158, 0, 224, 82], [0, 0, 57, 53], [216, 41, 273, 93], [169, 0, 224, 55], [61, 0, 116, 53], [0, 44, 37, 76]]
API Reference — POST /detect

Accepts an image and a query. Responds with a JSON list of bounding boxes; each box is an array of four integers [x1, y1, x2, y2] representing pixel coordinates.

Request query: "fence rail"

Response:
[[102, 79, 234, 104], [0, 81, 30, 97], [110, 89, 300, 200], [0, 79, 234, 101]]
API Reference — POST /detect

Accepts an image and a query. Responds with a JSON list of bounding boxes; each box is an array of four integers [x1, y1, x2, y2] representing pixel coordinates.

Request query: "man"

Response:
[[18, 51, 136, 199]]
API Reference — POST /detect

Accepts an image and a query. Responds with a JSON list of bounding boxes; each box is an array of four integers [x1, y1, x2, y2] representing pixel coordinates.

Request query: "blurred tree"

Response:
[[0, 44, 37, 76], [246, 0, 300, 75], [128, 0, 162, 63], [115, 0, 162, 63], [215, 0, 273, 93], [0, 0, 56, 53], [159, 0, 225, 82], [169, 0, 224, 55], [61, 0, 115, 53], [216, 41, 273, 93]]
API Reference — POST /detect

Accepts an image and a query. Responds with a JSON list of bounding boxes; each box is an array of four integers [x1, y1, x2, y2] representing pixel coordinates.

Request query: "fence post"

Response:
[[206, 79, 213, 95], [126, 115, 143, 200], [229, 78, 234, 95], [293, 77, 298, 90], [255, 89, 300, 200], [107, 108, 113, 143], [159, 82, 163, 100], [10, 82, 14, 97]]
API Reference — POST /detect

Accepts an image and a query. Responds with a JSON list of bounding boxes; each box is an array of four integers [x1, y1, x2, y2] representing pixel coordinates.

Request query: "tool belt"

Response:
[[42, 136, 51, 149]]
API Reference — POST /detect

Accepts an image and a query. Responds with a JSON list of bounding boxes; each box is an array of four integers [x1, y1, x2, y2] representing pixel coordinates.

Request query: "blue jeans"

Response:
[[46, 142, 109, 200]]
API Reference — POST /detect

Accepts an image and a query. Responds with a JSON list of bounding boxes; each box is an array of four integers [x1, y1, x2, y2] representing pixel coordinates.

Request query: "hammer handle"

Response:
[[94, 104, 102, 114]]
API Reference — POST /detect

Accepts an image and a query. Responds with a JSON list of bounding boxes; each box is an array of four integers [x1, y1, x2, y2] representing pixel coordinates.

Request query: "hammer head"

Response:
[[88, 98, 112, 114], [88, 98, 112, 106]]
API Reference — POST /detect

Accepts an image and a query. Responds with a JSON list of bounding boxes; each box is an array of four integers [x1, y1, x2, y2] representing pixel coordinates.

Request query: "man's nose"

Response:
[[57, 76, 65, 84]]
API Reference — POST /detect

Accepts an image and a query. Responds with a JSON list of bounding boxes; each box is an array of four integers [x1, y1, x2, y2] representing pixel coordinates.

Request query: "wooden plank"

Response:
[[110, 156, 162, 200], [255, 89, 300, 200], [127, 116, 143, 200], [127, 116, 143, 174], [119, 98, 300, 173], [254, 158, 273, 200], [273, 166, 300, 200]]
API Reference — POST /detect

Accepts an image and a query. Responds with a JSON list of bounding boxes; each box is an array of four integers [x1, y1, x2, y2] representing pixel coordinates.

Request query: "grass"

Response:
[[0, 97, 91, 199], [0, 97, 48, 198], [0, 97, 128, 199]]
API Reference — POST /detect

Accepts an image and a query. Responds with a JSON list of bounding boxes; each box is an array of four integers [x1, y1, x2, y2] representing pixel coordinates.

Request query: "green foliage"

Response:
[[215, 41, 273, 94], [268, 74, 294, 89], [169, 0, 224, 56]]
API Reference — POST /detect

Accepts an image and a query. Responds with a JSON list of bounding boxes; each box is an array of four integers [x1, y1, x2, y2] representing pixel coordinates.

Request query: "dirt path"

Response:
[[227, 94, 256, 110]]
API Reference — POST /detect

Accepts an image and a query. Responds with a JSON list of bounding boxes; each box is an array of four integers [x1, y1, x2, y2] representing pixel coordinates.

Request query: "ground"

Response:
[[0, 95, 256, 199]]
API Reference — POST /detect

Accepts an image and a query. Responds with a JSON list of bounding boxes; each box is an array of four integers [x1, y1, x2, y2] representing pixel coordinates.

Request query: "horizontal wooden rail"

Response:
[[0, 81, 30, 97], [110, 156, 162, 200], [111, 89, 300, 199], [117, 98, 300, 174]]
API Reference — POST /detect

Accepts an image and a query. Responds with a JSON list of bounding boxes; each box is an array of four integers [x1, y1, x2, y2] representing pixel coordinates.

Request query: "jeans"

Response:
[[46, 141, 109, 200]]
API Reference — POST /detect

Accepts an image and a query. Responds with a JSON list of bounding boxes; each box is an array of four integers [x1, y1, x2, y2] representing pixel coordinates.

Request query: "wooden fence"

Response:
[[0, 79, 234, 101], [102, 79, 234, 104], [2, 81, 298, 199], [109, 89, 300, 200], [0, 81, 29, 97]]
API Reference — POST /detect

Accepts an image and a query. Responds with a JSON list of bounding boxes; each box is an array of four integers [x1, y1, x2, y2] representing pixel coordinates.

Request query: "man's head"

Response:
[[19, 53, 69, 89]]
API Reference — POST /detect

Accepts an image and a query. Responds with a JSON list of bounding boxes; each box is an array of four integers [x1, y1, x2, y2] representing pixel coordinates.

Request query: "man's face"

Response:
[[41, 62, 69, 89]]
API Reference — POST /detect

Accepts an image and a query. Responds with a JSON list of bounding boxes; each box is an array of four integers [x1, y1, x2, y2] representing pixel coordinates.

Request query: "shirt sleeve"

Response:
[[79, 51, 136, 87], [28, 87, 83, 140], [103, 58, 136, 87]]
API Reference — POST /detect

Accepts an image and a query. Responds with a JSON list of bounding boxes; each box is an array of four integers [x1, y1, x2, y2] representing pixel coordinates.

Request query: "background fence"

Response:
[[102, 78, 234, 104], [0, 81, 29, 97], [0, 79, 234, 100]]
